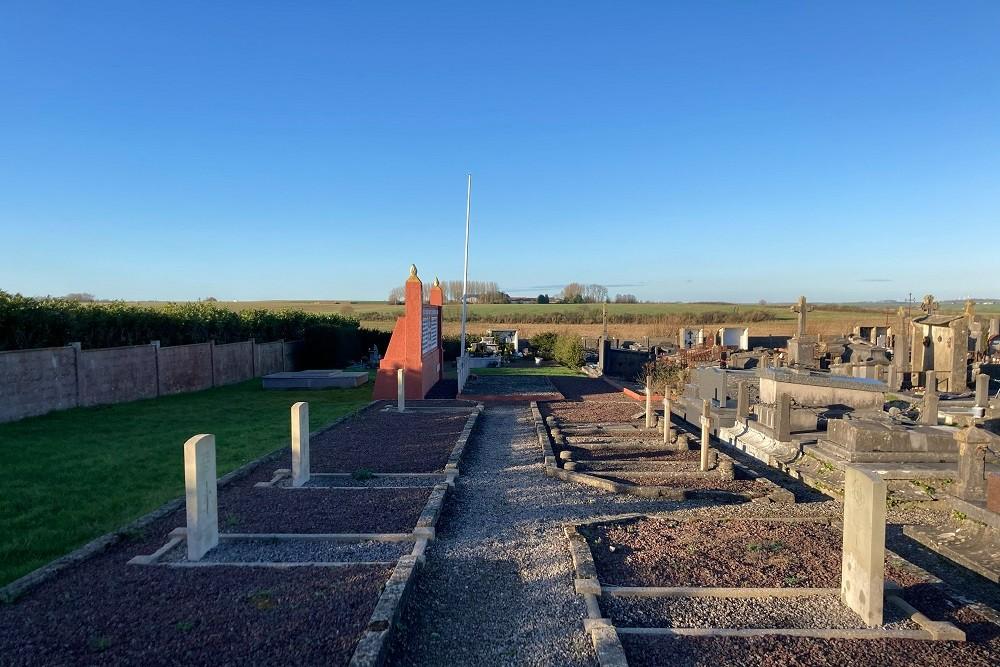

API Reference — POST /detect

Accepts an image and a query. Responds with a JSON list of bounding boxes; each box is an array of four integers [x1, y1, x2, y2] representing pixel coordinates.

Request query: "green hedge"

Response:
[[0, 291, 359, 351], [302, 325, 391, 369]]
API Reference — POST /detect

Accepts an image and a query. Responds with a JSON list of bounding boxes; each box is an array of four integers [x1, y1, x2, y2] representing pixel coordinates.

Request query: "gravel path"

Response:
[[388, 405, 696, 666]]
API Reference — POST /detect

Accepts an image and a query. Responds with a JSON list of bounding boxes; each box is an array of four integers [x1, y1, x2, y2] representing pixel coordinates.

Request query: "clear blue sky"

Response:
[[1, 2, 998, 303]]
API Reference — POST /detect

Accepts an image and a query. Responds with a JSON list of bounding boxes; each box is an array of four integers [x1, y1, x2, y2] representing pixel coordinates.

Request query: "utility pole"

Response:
[[460, 174, 472, 359]]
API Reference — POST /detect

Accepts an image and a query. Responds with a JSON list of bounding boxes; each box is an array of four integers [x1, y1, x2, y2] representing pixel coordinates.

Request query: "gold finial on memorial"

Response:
[[433, 276, 440, 287], [409, 264, 418, 279]]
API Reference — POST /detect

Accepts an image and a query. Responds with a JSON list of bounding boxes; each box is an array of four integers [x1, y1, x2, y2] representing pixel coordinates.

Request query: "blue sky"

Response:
[[1, 2, 998, 303]]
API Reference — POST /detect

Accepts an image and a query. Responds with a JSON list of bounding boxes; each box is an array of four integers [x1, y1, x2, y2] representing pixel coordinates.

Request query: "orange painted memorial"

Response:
[[372, 265, 444, 400]]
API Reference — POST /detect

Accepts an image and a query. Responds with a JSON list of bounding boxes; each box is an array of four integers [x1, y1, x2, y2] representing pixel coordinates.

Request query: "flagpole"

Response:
[[460, 174, 472, 359]]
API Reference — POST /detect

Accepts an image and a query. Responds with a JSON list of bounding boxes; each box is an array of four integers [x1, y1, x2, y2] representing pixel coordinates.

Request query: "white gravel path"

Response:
[[388, 404, 695, 666]]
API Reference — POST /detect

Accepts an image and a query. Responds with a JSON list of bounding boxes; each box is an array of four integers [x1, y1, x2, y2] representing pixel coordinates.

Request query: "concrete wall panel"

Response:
[[213, 341, 254, 386], [78, 345, 157, 407], [0, 347, 78, 422], [157, 343, 213, 395]]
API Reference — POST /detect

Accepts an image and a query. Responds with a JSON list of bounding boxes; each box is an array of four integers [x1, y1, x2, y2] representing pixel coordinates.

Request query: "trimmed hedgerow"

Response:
[[0, 291, 360, 351]]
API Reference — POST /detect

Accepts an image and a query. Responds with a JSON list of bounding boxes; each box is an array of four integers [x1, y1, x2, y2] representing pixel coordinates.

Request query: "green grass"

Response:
[[473, 364, 582, 376], [0, 380, 370, 587]]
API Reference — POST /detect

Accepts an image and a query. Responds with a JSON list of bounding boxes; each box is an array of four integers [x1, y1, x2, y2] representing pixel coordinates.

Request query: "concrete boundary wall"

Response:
[[255, 341, 284, 377], [0, 347, 78, 422], [157, 343, 214, 396], [214, 341, 254, 386], [1, 339, 302, 423], [78, 345, 158, 407]]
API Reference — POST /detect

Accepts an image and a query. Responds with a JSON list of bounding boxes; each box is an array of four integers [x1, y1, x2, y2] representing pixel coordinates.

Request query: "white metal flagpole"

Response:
[[460, 174, 471, 358]]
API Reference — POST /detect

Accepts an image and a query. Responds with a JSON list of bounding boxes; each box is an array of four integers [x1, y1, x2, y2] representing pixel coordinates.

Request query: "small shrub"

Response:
[[531, 331, 559, 360], [352, 468, 374, 481], [554, 333, 585, 369]]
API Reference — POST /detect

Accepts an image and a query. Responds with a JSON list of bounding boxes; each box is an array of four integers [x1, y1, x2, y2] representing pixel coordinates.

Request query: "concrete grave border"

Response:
[[0, 400, 381, 603], [564, 514, 967, 665], [531, 402, 794, 503], [125, 401, 482, 667]]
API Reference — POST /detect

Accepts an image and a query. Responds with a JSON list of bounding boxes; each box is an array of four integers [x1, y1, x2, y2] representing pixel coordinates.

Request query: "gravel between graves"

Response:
[[0, 563, 390, 666], [601, 593, 916, 630], [160, 538, 413, 564], [386, 404, 707, 666], [219, 487, 432, 534], [309, 408, 471, 473], [582, 517, 924, 588]]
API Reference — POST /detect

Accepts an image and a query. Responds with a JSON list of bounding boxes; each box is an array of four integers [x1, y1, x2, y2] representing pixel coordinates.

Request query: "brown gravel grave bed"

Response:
[[543, 402, 645, 424], [548, 376, 625, 401], [0, 563, 391, 666], [582, 517, 924, 588], [620, 631, 1000, 667], [309, 409, 470, 473], [219, 487, 432, 534], [602, 593, 916, 630]]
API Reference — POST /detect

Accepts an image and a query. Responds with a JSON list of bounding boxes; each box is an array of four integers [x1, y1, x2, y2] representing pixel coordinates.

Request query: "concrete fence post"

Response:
[[209, 340, 217, 387], [250, 337, 257, 377], [69, 342, 82, 408], [184, 434, 219, 561], [397, 368, 406, 412], [291, 402, 310, 487], [151, 340, 161, 397]]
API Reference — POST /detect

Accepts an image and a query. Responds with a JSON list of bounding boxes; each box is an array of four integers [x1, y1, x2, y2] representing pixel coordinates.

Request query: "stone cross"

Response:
[[397, 368, 406, 412], [920, 294, 939, 315], [841, 466, 887, 627], [184, 434, 219, 561], [291, 402, 310, 487], [699, 399, 711, 472], [790, 296, 814, 338]]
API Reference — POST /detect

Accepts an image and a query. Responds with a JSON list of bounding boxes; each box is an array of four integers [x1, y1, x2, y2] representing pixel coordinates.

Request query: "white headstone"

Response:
[[699, 400, 711, 472], [291, 401, 310, 487], [184, 434, 219, 561], [645, 377, 653, 429], [841, 466, 886, 626]]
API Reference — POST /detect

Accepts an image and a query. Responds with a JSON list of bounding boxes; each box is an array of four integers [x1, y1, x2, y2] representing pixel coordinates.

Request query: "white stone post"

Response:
[[397, 367, 406, 412], [700, 399, 711, 472], [663, 395, 672, 445], [645, 375, 653, 429], [841, 466, 886, 627], [184, 434, 219, 561], [291, 401, 310, 487]]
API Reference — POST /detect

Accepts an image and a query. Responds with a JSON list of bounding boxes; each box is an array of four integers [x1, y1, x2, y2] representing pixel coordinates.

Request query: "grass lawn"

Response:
[[473, 363, 582, 376], [0, 380, 371, 587]]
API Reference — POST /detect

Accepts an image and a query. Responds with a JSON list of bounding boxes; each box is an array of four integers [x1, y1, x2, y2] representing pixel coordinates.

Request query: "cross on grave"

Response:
[[790, 295, 814, 338], [920, 294, 939, 315]]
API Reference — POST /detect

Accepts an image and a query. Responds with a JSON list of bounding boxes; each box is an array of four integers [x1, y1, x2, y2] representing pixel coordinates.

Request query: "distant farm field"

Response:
[[126, 299, 995, 340]]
